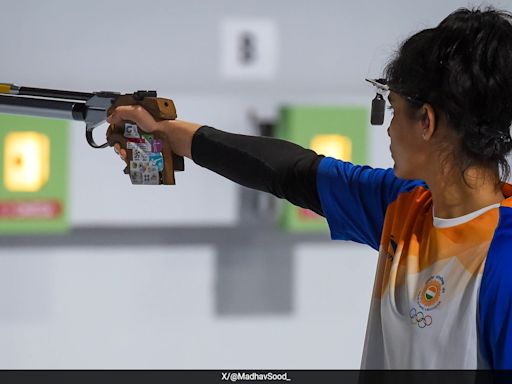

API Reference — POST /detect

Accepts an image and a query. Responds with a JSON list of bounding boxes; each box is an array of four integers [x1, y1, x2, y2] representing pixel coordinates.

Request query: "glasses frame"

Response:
[[365, 78, 425, 125]]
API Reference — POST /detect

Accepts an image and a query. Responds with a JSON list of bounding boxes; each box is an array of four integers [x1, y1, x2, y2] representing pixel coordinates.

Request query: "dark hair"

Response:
[[385, 7, 512, 183]]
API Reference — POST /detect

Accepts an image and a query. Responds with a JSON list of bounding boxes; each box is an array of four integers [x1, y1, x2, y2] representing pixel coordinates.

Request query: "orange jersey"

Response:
[[316, 157, 512, 368]]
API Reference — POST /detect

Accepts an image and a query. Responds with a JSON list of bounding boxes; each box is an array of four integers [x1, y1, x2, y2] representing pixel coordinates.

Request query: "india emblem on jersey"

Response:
[[417, 275, 445, 311]]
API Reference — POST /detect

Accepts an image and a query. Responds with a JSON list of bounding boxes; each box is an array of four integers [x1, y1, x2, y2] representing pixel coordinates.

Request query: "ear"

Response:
[[420, 104, 436, 140]]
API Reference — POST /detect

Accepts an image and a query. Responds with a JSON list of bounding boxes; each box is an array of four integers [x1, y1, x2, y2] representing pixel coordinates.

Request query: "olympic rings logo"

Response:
[[409, 308, 432, 329]]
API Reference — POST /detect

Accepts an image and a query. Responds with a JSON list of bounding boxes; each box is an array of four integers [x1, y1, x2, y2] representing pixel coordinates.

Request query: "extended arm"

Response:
[[107, 107, 324, 215], [192, 126, 324, 216]]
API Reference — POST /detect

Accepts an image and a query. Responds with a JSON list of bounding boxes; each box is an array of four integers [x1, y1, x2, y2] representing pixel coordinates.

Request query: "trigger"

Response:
[[86, 128, 109, 148]]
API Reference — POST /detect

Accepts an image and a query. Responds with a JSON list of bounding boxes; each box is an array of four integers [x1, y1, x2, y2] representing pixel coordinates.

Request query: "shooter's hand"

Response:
[[107, 105, 202, 161], [107, 105, 164, 134], [106, 105, 165, 162]]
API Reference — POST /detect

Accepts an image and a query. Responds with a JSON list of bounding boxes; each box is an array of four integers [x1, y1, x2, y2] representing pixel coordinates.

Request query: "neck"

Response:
[[425, 166, 505, 219]]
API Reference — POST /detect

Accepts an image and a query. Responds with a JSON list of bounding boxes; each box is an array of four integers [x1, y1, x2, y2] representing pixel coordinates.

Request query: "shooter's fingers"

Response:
[[107, 105, 158, 133], [113, 143, 127, 162]]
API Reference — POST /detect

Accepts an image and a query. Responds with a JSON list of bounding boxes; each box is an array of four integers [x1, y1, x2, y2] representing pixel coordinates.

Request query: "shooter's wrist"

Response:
[[161, 119, 203, 159]]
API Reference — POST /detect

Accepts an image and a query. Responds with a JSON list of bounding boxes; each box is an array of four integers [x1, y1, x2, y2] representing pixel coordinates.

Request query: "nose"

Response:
[[387, 126, 390, 137]]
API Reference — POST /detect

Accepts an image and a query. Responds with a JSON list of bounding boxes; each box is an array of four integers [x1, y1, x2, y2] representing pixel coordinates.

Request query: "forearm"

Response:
[[116, 115, 325, 215], [189, 126, 325, 216]]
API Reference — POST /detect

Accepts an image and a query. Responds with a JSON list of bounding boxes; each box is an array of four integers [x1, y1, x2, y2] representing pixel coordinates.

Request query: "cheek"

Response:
[[388, 121, 405, 147], [389, 118, 418, 147], [389, 123, 418, 163]]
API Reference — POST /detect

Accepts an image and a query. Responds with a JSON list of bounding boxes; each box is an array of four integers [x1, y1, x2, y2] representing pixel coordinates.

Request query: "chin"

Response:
[[393, 164, 403, 178], [393, 164, 417, 180]]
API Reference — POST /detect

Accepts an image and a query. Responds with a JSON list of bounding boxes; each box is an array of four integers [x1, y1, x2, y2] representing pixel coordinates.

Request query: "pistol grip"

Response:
[[106, 95, 183, 185]]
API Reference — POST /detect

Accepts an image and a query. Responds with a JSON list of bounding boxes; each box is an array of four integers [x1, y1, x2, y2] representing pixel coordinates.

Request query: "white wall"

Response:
[[0, 243, 375, 369], [3, 0, 508, 93], [1, 0, 511, 369]]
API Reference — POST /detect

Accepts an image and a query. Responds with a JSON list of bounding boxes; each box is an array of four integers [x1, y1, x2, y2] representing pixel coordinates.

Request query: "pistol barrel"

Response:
[[0, 83, 93, 100], [0, 83, 98, 121], [0, 94, 84, 121]]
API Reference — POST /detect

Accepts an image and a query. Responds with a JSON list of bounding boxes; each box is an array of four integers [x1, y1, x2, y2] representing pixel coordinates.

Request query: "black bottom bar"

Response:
[[0, 370, 510, 384]]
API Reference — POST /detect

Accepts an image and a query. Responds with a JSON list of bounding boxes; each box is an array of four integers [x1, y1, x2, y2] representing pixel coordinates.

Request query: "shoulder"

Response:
[[478, 205, 512, 368], [315, 157, 429, 248], [317, 157, 395, 186], [317, 157, 426, 197], [486, 205, 512, 266], [481, 206, 512, 289]]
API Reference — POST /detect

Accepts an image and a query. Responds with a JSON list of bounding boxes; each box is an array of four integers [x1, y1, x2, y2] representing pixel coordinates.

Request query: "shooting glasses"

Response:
[[365, 78, 425, 125]]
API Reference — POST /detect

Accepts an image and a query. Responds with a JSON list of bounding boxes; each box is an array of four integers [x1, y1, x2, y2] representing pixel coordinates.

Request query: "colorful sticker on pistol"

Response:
[[152, 139, 163, 153], [125, 128, 165, 185], [129, 161, 160, 185], [130, 161, 156, 173], [142, 133, 154, 142], [142, 171, 160, 185], [133, 148, 148, 162], [130, 170, 143, 184], [127, 137, 151, 153], [124, 123, 140, 138], [138, 140, 152, 153], [149, 153, 164, 172]]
